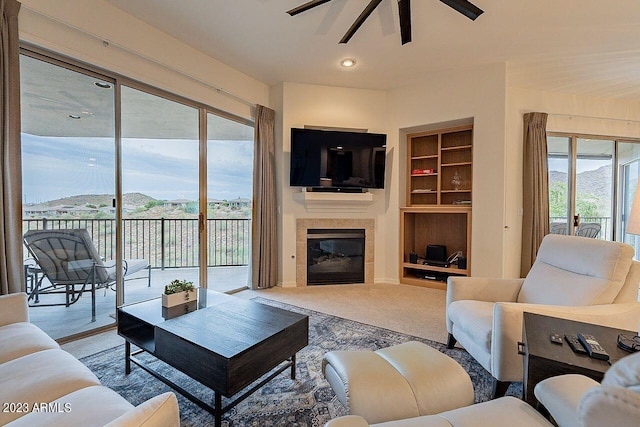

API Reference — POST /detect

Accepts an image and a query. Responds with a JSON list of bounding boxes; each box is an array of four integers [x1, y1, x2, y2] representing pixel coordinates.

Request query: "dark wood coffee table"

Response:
[[521, 312, 633, 408], [117, 290, 309, 426]]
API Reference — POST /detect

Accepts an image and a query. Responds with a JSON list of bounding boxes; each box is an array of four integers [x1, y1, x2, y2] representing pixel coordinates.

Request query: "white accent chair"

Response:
[[446, 234, 640, 396]]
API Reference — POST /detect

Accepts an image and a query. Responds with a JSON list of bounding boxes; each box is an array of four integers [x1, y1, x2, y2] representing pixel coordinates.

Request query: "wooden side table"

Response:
[[520, 312, 634, 408]]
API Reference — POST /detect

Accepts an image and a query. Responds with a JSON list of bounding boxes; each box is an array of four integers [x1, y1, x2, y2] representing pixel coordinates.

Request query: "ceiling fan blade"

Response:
[[287, 0, 334, 16], [398, 0, 412, 45], [340, 0, 384, 44], [439, 0, 484, 21]]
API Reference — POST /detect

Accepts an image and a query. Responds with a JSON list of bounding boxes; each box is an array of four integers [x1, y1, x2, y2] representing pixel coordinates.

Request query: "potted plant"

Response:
[[162, 279, 197, 308]]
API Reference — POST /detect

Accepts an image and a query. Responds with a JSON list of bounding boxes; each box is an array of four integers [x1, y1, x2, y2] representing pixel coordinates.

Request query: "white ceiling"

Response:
[[102, 0, 640, 99]]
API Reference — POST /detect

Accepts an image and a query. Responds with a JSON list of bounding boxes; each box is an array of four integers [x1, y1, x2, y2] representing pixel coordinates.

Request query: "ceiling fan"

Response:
[[287, 0, 484, 45]]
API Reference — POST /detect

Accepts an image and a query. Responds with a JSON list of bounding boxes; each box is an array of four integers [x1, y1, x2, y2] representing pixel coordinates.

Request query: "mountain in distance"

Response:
[[43, 193, 157, 207], [549, 164, 612, 210]]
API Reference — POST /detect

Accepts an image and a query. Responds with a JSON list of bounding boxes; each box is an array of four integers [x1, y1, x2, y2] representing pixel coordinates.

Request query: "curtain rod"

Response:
[[22, 5, 257, 108], [548, 113, 640, 124]]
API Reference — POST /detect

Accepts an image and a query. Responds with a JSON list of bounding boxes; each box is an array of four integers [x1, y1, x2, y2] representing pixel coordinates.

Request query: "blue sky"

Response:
[[22, 134, 253, 204]]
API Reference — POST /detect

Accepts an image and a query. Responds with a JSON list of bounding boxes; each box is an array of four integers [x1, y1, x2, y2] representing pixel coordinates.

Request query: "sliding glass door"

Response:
[[619, 142, 640, 254], [20, 48, 255, 340], [206, 113, 254, 292], [21, 54, 117, 339], [548, 133, 640, 249], [574, 138, 614, 240], [120, 86, 200, 305]]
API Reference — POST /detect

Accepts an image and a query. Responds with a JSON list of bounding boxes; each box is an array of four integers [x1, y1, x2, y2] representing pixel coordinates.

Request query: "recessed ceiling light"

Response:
[[94, 81, 112, 89], [68, 114, 81, 119], [340, 58, 356, 68]]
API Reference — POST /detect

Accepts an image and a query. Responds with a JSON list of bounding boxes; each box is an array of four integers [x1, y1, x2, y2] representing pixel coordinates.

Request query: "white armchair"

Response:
[[446, 234, 640, 396]]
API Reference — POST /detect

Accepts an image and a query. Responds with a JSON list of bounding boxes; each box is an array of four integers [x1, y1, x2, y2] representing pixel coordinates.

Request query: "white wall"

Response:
[[276, 82, 390, 286], [505, 86, 640, 277], [18, 0, 269, 118]]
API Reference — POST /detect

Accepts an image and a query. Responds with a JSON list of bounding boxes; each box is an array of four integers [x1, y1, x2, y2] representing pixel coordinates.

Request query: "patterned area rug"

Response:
[[80, 298, 522, 426]]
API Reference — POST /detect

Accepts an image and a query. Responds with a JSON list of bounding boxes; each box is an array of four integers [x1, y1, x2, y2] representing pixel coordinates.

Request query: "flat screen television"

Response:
[[289, 128, 387, 189]]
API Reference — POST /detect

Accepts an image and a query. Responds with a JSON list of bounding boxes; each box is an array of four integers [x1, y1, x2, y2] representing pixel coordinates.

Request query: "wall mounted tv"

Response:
[[289, 128, 387, 189]]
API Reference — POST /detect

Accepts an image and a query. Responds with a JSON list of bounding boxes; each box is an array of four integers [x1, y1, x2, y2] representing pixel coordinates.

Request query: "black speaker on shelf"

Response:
[[457, 256, 467, 269], [409, 252, 418, 264]]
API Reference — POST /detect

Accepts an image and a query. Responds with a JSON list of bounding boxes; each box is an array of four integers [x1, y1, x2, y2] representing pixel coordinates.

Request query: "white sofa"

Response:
[[324, 351, 640, 427], [446, 234, 640, 394], [0, 292, 180, 426]]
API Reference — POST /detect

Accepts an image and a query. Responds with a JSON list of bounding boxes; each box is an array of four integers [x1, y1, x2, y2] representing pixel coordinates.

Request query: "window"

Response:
[[548, 133, 640, 248]]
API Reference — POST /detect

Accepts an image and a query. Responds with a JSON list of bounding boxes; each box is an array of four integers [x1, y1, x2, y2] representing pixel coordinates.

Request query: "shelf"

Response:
[[403, 125, 472, 289], [411, 155, 438, 160], [442, 162, 472, 167], [402, 262, 467, 275], [293, 190, 375, 213], [441, 144, 472, 151], [400, 276, 447, 290]]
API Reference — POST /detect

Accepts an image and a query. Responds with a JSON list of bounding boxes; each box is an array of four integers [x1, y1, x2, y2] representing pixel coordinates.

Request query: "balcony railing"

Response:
[[23, 218, 251, 268], [549, 216, 610, 239]]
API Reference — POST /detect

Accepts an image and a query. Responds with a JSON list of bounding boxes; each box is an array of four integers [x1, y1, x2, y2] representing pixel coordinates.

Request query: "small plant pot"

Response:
[[162, 289, 197, 308]]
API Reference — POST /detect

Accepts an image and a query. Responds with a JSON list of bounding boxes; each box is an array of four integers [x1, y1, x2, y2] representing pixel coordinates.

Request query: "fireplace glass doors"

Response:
[[306, 229, 365, 285]]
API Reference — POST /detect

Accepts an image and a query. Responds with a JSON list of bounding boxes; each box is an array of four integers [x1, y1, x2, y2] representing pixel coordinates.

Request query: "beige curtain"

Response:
[[0, 0, 23, 295], [251, 105, 277, 289], [521, 112, 549, 277]]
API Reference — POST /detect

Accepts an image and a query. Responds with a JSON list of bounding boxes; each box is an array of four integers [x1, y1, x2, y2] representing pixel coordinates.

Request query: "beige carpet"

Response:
[[63, 283, 448, 358], [236, 283, 449, 343]]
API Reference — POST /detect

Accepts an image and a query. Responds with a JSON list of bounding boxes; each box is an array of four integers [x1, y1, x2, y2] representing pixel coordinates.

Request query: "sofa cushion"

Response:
[[0, 322, 60, 364], [601, 351, 640, 393], [105, 392, 180, 427], [5, 385, 133, 427], [534, 374, 600, 427], [447, 300, 493, 353], [371, 415, 452, 427], [375, 342, 473, 417], [0, 349, 100, 425], [322, 349, 421, 423], [439, 396, 553, 427], [518, 235, 633, 306]]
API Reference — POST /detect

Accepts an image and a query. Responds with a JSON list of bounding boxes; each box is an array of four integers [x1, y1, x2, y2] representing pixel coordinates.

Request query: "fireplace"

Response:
[[306, 228, 365, 285]]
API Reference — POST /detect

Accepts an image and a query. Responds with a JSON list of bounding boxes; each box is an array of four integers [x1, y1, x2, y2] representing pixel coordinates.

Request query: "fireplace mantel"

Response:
[[293, 191, 375, 213]]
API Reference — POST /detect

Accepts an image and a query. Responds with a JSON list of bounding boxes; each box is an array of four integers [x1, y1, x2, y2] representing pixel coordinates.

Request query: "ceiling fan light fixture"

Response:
[[288, 0, 483, 45], [439, 0, 484, 21], [340, 58, 357, 68]]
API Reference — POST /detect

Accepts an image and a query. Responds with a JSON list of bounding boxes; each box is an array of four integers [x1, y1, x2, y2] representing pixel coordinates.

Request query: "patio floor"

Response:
[[28, 266, 249, 340]]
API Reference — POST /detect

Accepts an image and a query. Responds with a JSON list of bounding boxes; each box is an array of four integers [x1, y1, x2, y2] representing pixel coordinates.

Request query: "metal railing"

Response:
[[549, 216, 611, 239], [23, 218, 251, 268]]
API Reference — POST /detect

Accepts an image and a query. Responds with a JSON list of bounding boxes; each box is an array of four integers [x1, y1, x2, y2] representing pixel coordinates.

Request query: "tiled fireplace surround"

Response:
[[296, 218, 375, 286]]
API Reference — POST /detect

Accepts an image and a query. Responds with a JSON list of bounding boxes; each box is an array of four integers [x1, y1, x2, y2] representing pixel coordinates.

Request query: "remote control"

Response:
[[549, 333, 563, 345], [577, 333, 610, 361], [564, 335, 587, 355]]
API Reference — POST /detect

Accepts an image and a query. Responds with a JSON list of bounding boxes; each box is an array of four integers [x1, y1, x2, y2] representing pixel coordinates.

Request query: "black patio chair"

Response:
[[23, 229, 150, 322]]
